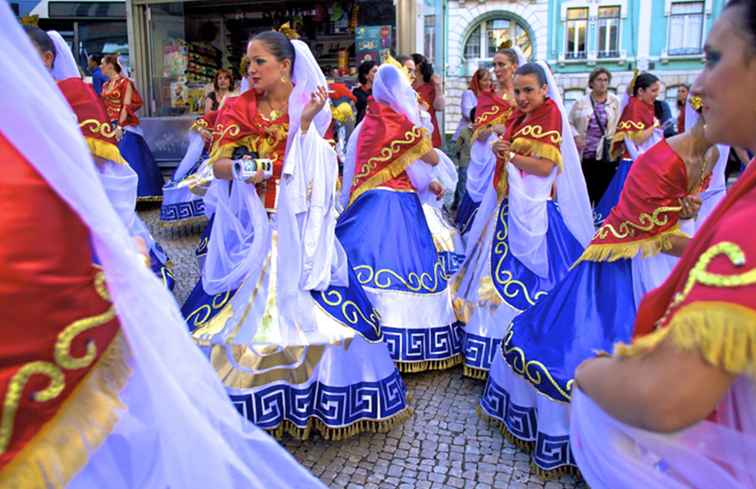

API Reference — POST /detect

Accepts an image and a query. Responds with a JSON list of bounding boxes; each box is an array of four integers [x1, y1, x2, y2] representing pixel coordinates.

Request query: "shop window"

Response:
[[667, 1, 705, 56], [597, 6, 621, 58], [565, 7, 588, 60], [462, 16, 532, 71]]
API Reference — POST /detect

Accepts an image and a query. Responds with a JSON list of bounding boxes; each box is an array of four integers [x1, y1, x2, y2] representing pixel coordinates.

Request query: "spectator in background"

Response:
[[568, 67, 621, 205], [656, 98, 677, 138], [352, 60, 376, 124], [676, 84, 689, 133], [205, 68, 235, 113], [412, 53, 445, 148], [88, 54, 107, 95]]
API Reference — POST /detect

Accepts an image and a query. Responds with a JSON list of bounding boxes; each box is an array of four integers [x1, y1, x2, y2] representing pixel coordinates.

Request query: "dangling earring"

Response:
[[281, 73, 292, 86]]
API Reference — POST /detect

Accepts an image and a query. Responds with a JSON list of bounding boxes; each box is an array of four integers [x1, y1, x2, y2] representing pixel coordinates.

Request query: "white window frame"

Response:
[[461, 17, 533, 75], [596, 5, 621, 59], [558, 0, 628, 66], [565, 7, 589, 60], [662, 0, 710, 60]]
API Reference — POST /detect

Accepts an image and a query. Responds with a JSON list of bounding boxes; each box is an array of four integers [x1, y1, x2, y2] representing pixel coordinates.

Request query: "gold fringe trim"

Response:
[[86, 137, 127, 165], [463, 365, 489, 381], [158, 215, 209, 230], [348, 136, 433, 207], [511, 138, 564, 172], [396, 354, 463, 374], [471, 111, 511, 142], [267, 406, 413, 442], [136, 195, 163, 203], [0, 334, 131, 489], [614, 301, 756, 380], [572, 226, 689, 266], [477, 405, 582, 481]]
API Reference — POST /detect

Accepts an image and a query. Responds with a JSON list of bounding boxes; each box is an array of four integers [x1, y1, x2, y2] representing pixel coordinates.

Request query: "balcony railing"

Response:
[[564, 51, 587, 60]]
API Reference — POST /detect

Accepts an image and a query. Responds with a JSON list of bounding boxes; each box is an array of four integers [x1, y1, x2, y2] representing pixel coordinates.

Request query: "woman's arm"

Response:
[[213, 159, 234, 180], [204, 96, 215, 114], [431, 75, 445, 111], [119, 81, 133, 126], [575, 333, 735, 433], [420, 148, 439, 166], [493, 140, 555, 176]]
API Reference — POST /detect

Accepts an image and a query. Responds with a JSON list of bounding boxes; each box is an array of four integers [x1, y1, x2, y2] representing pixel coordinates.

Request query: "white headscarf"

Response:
[[539, 60, 595, 246], [2, 7, 322, 488], [47, 30, 80, 80]]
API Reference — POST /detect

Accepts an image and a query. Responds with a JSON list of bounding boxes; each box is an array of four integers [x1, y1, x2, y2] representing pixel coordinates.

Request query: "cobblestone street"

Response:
[[141, 207, 585, 489]]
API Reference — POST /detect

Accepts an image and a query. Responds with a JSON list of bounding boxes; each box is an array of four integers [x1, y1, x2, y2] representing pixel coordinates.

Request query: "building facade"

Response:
[[438, 0, 725, 136]]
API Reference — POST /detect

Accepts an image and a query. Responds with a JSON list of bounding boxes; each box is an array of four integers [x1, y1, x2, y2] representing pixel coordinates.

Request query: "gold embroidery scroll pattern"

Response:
[[502, 331, 574, 402], [657, 241, 756, 328], [492, 202, 547, 307], [318, 289, 382, 340], [475, 105, 500, 126], [617, 120, 646, 131], [353, 258, 448, 293], [354, 127, 426, 180], [214, 123, 242, 143], [79, 119, 118, 139], [0, 272, 116, 454], [513, 125, 562, 145], [595, 206, 683, 241]]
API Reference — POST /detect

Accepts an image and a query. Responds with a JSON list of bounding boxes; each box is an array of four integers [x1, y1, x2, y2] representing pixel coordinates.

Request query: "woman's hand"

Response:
[[301, 86, 328, 133], [491, 124, 507, 136], [477, 126, 493, 141], [199, 128, 213, 143], [114, 126, 124, 142], [429, 180, 444, 200], [679, 194, 702, 220], [492, 139, 511, 159]]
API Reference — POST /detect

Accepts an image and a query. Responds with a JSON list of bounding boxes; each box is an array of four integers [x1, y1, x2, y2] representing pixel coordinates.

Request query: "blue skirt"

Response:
[[594, 158, 632, 226], [150, 241, 175, 291], [501, 258, 637, 402], [454, 191, 480, 236], [160, 156, 206, 227], [118, 130, 164, 201], [462, 199, 583, 375], [337, 189, 462, 370]]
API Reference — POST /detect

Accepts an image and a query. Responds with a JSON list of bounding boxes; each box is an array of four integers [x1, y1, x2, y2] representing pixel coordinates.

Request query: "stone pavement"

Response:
[[140, 207, 586, 489]]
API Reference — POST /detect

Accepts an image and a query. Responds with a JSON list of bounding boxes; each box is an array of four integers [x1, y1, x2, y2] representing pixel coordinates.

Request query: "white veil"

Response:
[[0, 8, 323, 488], [540, 60, 594, 246], [47, 30, 80, 80], [340, 64, 432, 207]]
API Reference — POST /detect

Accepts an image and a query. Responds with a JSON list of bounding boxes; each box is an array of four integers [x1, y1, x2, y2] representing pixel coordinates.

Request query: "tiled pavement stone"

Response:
[[140, 208, 588, 489]]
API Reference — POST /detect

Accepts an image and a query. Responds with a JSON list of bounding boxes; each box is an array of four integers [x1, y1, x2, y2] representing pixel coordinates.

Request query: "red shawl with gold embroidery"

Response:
[[610, 96, 656, 160], [101, 75, 143, 127], [493, 98, 562, 197], [207, 90, 289, 210], [576, 140, 691, 264], [348, 98, 432, 205], [472, 90, 515, 141], [614, 160, 756, 380], [58, 78, 126, 165]]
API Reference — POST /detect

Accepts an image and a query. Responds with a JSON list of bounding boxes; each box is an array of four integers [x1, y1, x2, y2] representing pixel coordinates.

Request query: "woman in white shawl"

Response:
[[454, 61, 594, 381], [187, 30, 410, 439], [0, 6, 324, 488]]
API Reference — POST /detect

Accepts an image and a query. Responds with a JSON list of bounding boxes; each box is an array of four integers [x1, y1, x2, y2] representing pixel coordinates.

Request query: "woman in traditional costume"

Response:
[[0, 10, 325, 487], [187, 31, 409, 438], [100, 54, 165, 202], [455, 49, 520, 238], [455, 62, 594, 380], [337, 62, 463, 372], [480, 97, 719, 478], [570, 6, 756, 486], [594, 73, 663, 225], [27, 27, 174, 290]]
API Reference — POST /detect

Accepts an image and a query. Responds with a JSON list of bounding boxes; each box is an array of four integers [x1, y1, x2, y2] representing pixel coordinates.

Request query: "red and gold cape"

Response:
[[575, 140, 692, 264], [207, 90, 289, 211], [494, 98, 563, 198], [58, 77, 126, 165], [614, 159, 756, 381], [471, 90, 515, 141], [101, 75, 143, 127], [610, 96, 657, 160], [348, 98, 432, 206], [0, 133, 127, 486]]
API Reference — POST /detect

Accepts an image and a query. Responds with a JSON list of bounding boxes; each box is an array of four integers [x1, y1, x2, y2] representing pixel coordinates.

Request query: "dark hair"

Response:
[[514, 63, 548, 86], [102, 54, 121, 73], [411, 53, 434, 83], [88, 54, 103, 64], [357, 60, 376, 85], [725, 0, 756, 53], [250, 31, 296, 75], [23, 25, 56, 65], [632, 72, 659, 96], [395, 54, 412, 66], [213, 68, 234, 92], [588, 67, 611, 88], [495, 48, 520, 66]]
